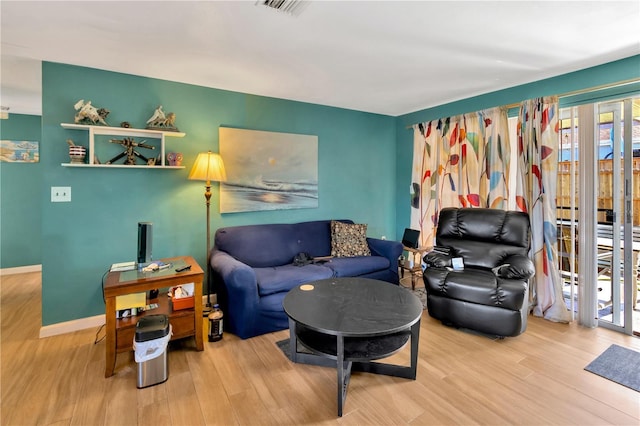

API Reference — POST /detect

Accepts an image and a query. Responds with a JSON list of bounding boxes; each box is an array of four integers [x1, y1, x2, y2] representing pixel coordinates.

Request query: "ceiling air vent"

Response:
[[256, 0, 308, 16]]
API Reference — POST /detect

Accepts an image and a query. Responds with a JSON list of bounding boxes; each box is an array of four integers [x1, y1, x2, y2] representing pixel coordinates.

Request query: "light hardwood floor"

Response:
[[2, 271, 639, 425]]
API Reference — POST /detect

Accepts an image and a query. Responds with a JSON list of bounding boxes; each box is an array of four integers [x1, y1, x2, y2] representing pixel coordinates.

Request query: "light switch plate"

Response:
[[51, 186, 71, 202]]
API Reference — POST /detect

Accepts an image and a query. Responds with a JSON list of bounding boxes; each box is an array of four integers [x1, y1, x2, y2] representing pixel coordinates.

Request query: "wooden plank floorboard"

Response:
[[2, 272, 640, 425], [210, 338, 255, 397], [185, 348, 237, 425]]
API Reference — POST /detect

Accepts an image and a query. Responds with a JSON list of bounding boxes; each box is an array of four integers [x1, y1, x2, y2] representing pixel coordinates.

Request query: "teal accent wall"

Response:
[[394, 55, 640, 240], [10, 54, 639, 327], [41, 62, 396, 326], [0, 114, 42, 268]]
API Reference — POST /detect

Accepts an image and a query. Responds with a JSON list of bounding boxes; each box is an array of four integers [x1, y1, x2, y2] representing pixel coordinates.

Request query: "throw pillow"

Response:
[[331, 221, 371, 257]]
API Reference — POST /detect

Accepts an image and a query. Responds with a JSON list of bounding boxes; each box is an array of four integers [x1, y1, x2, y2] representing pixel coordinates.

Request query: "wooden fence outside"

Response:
[[557, 158, 640, 226]]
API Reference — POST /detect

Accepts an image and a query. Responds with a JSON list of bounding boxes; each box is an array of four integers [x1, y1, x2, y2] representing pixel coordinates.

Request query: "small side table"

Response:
[[399, 246, 432, 290], [103, 255, 204, 378]]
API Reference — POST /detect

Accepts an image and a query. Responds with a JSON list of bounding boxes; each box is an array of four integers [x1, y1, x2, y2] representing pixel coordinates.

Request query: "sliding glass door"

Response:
[[558, 97, 639, 335], [596, 99, 638, 334]]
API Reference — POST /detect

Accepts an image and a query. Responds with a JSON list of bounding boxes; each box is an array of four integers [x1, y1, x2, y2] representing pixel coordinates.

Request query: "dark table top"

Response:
[[283, 277, 423, 338]]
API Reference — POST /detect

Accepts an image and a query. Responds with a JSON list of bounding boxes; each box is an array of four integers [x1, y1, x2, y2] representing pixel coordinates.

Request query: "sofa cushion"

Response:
[[255, 264, 334, 296], [259, 293, 293, 314], [214, 220, 355, 268], [215, 223, 299, 267], [331, 221, 371, 257], [325, 256, 389, 277]]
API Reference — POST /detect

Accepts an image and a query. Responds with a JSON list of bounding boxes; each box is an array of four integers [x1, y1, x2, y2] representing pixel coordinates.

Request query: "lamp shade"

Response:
[[188, 151, 227, 182]]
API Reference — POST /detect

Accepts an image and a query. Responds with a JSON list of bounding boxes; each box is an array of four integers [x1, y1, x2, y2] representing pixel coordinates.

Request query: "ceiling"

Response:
[[1, 1, 639, 117]]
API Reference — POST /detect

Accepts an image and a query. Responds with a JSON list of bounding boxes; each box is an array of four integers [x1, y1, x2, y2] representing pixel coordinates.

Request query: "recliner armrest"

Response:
[[424, 251, 452, 268], [493, 254, 535, 280]]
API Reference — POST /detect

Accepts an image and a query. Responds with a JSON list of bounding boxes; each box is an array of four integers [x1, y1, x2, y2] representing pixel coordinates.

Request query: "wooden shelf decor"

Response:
[[60, 123, 186, 169]]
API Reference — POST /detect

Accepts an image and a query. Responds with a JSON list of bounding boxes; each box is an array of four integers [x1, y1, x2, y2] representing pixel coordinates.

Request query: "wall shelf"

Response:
[[60, 123, 186, 168], [61, 163, 184, 169]]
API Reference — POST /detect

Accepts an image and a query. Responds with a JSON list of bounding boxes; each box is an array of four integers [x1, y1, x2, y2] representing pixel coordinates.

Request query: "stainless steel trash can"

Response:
[[134, 314, 170, 388]]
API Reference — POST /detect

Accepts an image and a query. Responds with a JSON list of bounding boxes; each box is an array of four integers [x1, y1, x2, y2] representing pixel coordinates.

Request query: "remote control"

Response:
[[175, 265, 191, 272]]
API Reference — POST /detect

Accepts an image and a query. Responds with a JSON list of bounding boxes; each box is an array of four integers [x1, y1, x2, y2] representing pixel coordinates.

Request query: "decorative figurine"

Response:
[[146, 105, 165, 125], [106, 137, 155, 165], [167, 152, 176, 166], [166, 152, 183, 166], [146, 105, 179, 131], [66, 139, 86, 164], [73, 99, 110, 126]]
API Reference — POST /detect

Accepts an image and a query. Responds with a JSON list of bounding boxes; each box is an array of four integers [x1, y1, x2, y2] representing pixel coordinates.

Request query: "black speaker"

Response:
[[137, 222, 153, 264]]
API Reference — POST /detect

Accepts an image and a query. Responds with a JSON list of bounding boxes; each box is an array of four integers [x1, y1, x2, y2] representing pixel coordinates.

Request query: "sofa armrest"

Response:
[[210, 249, 260, 339], [493, 254, 535, 280], [367, 237, 403, 273]]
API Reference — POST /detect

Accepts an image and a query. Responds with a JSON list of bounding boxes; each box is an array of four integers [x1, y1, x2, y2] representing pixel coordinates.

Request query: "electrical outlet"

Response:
[[51, 186, 71, 202]]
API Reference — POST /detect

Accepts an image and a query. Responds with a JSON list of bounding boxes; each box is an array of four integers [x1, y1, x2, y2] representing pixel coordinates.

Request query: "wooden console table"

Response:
[[103, 255, 204, 377]]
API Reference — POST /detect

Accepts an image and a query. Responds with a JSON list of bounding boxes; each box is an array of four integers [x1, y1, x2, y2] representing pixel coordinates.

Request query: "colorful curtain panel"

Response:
[[515, 96, 571, 323], [411, 107, 510, 247]]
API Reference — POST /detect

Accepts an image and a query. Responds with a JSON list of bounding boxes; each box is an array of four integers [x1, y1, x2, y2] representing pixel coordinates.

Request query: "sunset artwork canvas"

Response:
[[219, 127, 318, 213]]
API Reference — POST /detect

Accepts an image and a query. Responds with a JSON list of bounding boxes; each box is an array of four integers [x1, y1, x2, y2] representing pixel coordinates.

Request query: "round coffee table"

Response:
[[283, 277, 423, 417]]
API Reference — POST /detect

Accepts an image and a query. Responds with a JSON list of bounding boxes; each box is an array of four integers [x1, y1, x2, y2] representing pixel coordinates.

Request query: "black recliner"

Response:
[[422, 207, 535, 337]]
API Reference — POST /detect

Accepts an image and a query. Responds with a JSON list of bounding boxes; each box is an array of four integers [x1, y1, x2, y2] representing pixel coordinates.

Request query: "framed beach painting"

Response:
[[1, 140, 40, 163], [219, 127, 318, 213]]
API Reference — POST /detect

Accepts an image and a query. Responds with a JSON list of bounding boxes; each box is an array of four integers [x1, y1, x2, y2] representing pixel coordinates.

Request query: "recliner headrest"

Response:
[[436, 207, 530, 249]]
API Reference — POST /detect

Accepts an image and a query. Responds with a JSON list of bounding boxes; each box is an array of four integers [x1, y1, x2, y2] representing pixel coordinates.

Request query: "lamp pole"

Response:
[[204, 179, 212, 314], [189, 150, 226, 316]]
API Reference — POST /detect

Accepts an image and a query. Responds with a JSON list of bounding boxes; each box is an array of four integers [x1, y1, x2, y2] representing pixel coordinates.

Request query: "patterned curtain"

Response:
[[515, 96, 571, 322], [411, 107, 510, 247]]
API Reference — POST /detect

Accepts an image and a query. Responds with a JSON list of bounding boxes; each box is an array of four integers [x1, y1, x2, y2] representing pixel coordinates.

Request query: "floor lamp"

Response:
[[188, 151, 227, 315]]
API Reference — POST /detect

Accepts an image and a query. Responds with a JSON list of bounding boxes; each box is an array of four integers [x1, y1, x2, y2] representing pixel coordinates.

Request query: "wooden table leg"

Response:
[[194, 278, 204, 351], [105, 296, 116, 378]]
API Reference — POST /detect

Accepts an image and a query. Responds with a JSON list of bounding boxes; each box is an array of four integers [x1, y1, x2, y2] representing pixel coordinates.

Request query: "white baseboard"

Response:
[[39, 314, 106, 338], [0, 264, 42, 275], [1, 264, 103, 338]]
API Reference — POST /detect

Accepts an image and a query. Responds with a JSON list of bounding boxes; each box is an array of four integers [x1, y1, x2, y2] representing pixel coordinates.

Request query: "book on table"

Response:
[[110, 261, 136, 272]]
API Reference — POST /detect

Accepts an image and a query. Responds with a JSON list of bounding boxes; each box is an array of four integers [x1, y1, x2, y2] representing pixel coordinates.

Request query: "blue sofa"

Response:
[[209, 220, 403, 339]]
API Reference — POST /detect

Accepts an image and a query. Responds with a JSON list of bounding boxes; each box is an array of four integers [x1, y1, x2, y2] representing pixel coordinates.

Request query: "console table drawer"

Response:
[[115, 310, 196, 352], [116, 325, 136, 352], [169, 312, 196, 340]]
